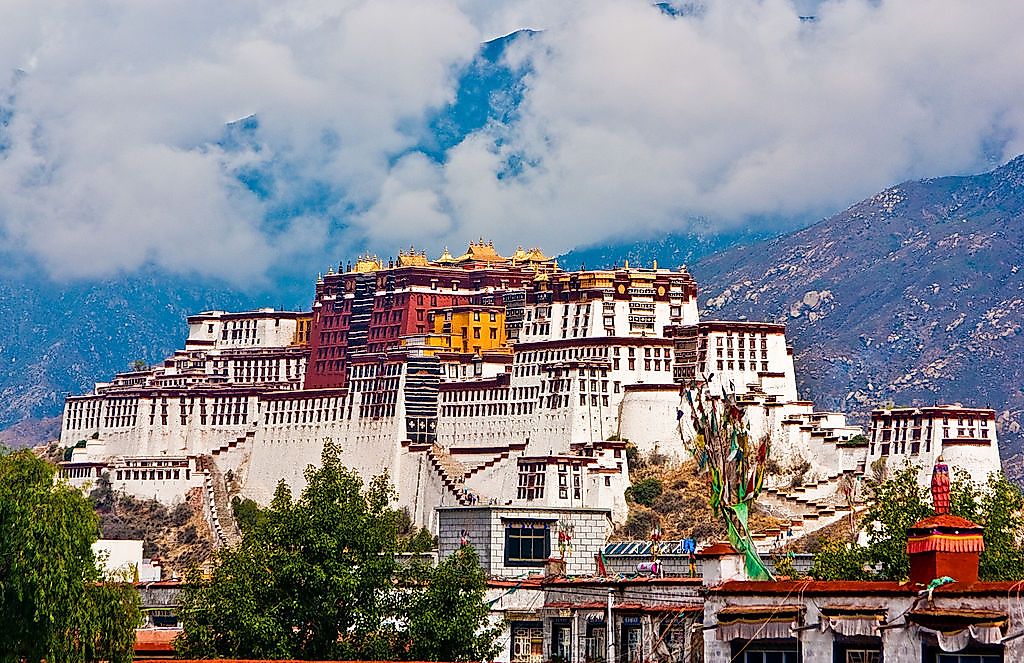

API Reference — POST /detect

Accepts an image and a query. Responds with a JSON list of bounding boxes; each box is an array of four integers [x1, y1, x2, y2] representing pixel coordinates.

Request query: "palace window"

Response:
[[517, 463, 546, 500]]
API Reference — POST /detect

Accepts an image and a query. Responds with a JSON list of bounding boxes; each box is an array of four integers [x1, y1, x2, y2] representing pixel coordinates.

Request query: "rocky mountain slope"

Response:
[[692, 155, 1024, 474], [558, 227, 781, 272]]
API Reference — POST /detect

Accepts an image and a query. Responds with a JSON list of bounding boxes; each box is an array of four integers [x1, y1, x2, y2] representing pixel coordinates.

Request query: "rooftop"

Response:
[[709, 579, 1024, 597], [909, 514, 982, 531]]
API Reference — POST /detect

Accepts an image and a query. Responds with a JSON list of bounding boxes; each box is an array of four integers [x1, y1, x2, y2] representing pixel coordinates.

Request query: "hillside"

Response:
[[558, 227, 783, 272], [691, 155, 1024, 474]]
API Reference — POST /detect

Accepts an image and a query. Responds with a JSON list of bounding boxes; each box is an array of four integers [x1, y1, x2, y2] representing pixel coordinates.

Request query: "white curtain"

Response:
[[717, 620, 793, 641], [919, 625, 1004, 652], [821, 616, 881, 637]]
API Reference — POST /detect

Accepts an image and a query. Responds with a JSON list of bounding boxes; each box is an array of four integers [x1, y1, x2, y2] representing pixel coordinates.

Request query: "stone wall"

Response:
[[438, 505, 612, 577]]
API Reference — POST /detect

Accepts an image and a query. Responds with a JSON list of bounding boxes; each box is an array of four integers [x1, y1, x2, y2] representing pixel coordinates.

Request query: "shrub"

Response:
[[789, 459, 811, 488], [772, 553, 801, 579], [651, 489, 686, 513], [626, 478, 663, 507], [177, 525, 198, 545], [624, 443, 643, 471], [170, 503, 192, 527], [809, 537, 873, 580]]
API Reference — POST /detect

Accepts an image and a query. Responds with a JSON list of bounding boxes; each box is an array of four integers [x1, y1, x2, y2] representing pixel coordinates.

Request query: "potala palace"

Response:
[[58, 241, 1003, 545]]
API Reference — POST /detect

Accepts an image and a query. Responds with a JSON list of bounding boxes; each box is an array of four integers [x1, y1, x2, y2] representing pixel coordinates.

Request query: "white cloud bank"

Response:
[[1, 0, 1023, 283]]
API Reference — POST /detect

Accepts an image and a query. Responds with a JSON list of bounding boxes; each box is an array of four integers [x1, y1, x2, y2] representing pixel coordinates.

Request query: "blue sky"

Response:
[[1, 0, 1022, 285]]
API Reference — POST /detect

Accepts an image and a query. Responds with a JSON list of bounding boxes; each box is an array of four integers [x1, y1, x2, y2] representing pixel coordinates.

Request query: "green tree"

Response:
[[230, 495, 265, 535], [862, 463, 932, 580], [0, 450, 140, 663], [811, 465, 1024, 582], [950, 471, 1024, 581], [405, 546, 501, 662], [809, 538, 872, 581], [772, 552, 802, 579], [176, 441, 498, 660], [404, 527, 437, 554]]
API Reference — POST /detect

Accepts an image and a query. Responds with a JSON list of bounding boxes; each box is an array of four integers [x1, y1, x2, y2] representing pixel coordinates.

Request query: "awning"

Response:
[[818, 606, 886, 637], [908, 609, 1008, 652], [715, 605, 803, 641]]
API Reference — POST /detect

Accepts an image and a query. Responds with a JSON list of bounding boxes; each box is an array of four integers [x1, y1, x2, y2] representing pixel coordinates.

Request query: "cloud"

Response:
[[2, 0, 1024, 282], [0, 0, 478, 283], [424, 0, 1024, 254]]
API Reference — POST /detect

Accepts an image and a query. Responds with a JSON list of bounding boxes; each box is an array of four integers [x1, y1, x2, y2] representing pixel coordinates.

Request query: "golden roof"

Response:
[[511, 246, 551, 265], [455, 239, 507, 263], [397, 245, 429, 267], [353, 255, 383, 273], [522, 247, 550, 262], [435, 246, 458, 264]]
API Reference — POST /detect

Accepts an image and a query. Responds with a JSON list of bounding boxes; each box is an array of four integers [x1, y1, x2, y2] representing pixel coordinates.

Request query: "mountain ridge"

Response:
[[692, 154, 1024, 474]]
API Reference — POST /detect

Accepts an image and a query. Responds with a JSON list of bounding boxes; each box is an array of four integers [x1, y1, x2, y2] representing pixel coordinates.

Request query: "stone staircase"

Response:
[[425, 444, 476, 506], [451, 442, 527, 481], [756, 469, 869, 547], [196, 455, 241, 548], [211, 426, 256, 458]]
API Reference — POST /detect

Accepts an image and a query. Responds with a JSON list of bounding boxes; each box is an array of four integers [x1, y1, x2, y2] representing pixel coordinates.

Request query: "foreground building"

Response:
[[436, 460, 1018, 663]]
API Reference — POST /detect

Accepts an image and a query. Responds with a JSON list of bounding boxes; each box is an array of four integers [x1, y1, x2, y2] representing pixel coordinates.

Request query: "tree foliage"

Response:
[[961, 471, 1024, 580], [808, 538, 872, 581], [0, 450, 140, 663], [176, 442, 498, 660], [626, 477, 663, 507], [861, 464, 933, 579], [406, 546, 501, 662], [812, 463, 1024, 582]]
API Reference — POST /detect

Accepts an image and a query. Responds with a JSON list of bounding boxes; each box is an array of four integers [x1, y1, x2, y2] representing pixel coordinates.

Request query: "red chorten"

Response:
[[906, 458, 984, 585]]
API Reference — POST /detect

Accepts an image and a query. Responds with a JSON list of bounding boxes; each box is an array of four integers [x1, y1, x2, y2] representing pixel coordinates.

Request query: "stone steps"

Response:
[[211, 427, 256, 457], [196, 455, 241, 548], [426, 444, 477, 506]]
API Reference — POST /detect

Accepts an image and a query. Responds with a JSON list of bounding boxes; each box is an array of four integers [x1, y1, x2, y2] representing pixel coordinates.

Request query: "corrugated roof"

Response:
[[603, 540, 697, 556]]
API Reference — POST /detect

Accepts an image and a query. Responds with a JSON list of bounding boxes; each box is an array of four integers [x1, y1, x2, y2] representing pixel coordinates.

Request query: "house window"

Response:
[[730, 640, 799, 663], [504, 522, 551, 566], [926, 644, 1003, 663], [835, 643, 884, 663], [839, 646, 881, 663]]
